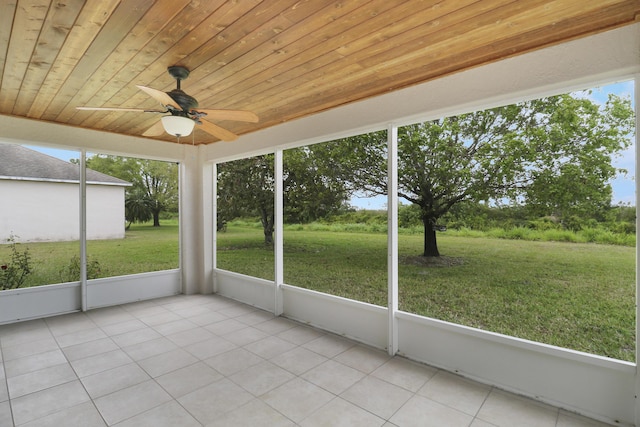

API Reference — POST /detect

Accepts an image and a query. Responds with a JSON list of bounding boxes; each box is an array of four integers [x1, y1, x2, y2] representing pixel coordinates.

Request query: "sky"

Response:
[[26, 80, 636, 209]]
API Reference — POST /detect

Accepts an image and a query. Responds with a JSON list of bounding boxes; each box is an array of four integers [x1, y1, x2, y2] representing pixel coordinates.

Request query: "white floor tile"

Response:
[[45, 313, 95, 337], [94, 380, 172, 425], [418, 371, 491, 416], [152, 318, 197, 336], [0, 320, 50, 348], [271, 346, 328, 375], [229, 360, 295, 396], [86, 306, 135, 327], [80, 363, 150, 399], [186, 310, 229, 327], [0, 401, 12, 426], [372, 357, 437, 393], [100, 319, 147, 337], [166, 326, 215, 347], [470, 419, 499, 427], [110, 327, 161, 348], [121, 337, 178, 361], [255, 317, 297, 335], [7, 363, 76, 399], [303, 334, 355, 358], [4, 349, 67, 378], [244, 336, 297, 360], [261, 377, 334, 423], [0, 379, 7, 403], [476, 390, 558, 427], [300, 397, 386, 427], [1, 337, 59, 361], [302, 359, 365, 395], [206, 398, 296, 427], [155, 361, 222, 398], [55, 327, 107, 348], [71, 349, 133, 378], [19, 401, 106, 427], [204, 347, 264, 376], [112, 400, 200, 427], [341, 376, 413, 420], [390, 395, 474, 427], [557, 410, 613, 427], [277, 325, 325, 345], [223, 326, 270, 346], [10, 380, 90, 425], [236, 310, 276, 326], [205, 318, 247, 335], [178, 378, 253, 424], [334, 345, 390, 374], [138, 311, 182, 327], [184, 335, 237, 359], [62, 337, 118, 362], [137, 348, 198, 377]]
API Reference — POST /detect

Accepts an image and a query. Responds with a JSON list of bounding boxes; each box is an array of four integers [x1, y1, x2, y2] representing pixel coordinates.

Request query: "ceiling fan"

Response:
[[76, 66, 258, 141]]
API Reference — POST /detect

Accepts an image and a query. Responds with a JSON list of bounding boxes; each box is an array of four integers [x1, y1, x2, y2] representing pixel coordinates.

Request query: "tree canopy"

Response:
[[336, 92, 634, 256], [216, 147, 351, 244], [84, 155, 178, 227]]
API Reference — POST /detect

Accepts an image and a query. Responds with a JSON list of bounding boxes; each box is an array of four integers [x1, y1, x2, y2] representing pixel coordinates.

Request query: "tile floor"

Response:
[[0, 294, 612, 426]]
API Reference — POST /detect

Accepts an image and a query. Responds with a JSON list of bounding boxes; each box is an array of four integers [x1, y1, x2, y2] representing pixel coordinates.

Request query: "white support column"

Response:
[[180, 145, 205, 295], [212, 162, 218, 294], [274, 149, 284, 316], [388, 124, 399, 355], [201, 154, 214, 295], [634, 74, 640, 427], [80, 149, 87, 311]]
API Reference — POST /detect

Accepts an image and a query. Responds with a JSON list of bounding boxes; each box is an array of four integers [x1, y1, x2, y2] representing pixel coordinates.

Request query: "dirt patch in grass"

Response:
[[400, 255, 464, 267]]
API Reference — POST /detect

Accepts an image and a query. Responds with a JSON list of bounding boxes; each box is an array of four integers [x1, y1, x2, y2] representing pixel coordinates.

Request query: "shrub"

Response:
[[0, 235, 32, 290], [59, 255, 103, 283]]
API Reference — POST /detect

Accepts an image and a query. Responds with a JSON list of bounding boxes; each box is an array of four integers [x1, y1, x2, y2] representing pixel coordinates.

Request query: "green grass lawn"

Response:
[[0, 221, 179, 286], [218, 225, 635, 362]]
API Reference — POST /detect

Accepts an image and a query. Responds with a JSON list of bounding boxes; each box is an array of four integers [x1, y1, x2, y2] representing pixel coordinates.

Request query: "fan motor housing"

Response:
[[167, 89, 198, 112]]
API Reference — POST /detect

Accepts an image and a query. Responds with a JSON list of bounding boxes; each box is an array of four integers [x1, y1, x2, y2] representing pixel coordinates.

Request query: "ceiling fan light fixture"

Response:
[[161, 115, 194, 137]]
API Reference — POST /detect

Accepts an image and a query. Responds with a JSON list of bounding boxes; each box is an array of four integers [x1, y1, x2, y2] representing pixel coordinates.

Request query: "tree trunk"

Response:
[[152, 210, 160, 227], [264, 228, 273, 245], [259, 207, 274, 245], [422, 216, 440, 257]]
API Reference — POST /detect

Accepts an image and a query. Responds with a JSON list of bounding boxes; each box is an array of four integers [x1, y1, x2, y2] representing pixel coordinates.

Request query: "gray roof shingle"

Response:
[[0, 144, 131, 186]]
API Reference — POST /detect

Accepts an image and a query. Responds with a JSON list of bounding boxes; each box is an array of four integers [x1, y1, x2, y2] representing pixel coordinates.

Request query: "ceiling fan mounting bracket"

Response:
[[168, 66, 190, 81]]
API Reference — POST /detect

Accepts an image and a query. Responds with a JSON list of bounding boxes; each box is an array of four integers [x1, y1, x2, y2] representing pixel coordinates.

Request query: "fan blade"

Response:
[[198, 119, 238, 141], [196, 109, 258, 123], [76, 106, 153, 112], [136, 85, 181, 110], [142, 120, 166, 137]]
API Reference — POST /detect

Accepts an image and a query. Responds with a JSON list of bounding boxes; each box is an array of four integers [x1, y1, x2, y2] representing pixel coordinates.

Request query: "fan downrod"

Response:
[[166, 66, 198, 112]]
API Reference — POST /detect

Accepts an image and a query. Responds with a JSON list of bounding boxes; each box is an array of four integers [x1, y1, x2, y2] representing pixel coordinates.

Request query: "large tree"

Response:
[[283, 144, 350, 223], [85, 155, 178, 227], [335, 92, 634, 257], [216, 147, 351, 244], [217, 155, 276, 244]]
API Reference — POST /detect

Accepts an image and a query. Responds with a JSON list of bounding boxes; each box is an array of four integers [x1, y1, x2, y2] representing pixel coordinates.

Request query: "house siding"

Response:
[[0, 180, 126, 242]]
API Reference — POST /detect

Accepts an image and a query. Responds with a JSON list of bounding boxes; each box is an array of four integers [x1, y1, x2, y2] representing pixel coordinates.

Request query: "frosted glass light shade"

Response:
[[161, 116, 195, 137]]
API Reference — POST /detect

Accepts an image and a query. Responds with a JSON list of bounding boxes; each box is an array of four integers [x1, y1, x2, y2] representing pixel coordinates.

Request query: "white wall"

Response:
[[86, 184, 127, 240], [0, 180, 126, 242]]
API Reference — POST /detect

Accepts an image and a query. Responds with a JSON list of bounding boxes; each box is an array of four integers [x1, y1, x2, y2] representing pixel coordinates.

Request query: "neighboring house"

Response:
[[0, 144, 131, 243]]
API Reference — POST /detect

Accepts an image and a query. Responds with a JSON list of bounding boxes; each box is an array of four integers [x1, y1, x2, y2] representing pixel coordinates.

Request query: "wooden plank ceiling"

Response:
[[0, 0, 638, 145]]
